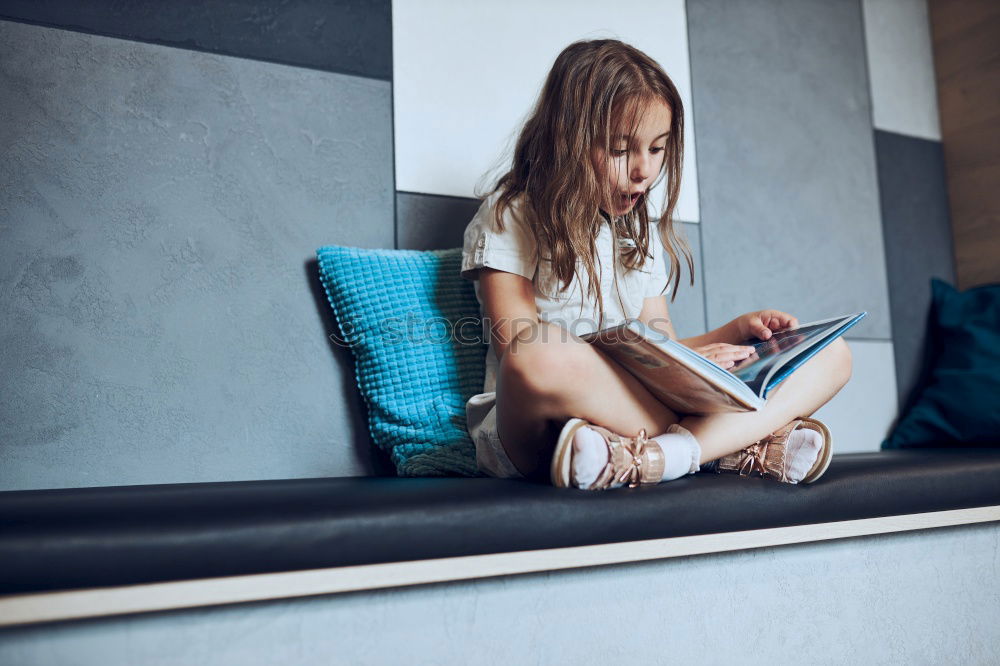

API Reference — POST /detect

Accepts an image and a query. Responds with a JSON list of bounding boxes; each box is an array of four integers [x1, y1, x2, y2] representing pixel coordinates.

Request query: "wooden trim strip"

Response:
[[2, 506, 998, 627]]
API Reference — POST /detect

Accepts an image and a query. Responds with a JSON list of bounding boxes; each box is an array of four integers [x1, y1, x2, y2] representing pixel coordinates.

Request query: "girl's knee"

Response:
[[501, 323, 592, 396]]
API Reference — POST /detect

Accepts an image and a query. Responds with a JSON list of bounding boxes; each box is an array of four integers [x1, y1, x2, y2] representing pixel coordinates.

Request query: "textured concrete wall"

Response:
[[686, 0, 898, 449], [0, 0, 392, 80], [0, 20, 395, 489], [0, 0, 952, 478], [0, 4, 977, 665], [1, 522, 997, 664], [687, 0, 890, 336]]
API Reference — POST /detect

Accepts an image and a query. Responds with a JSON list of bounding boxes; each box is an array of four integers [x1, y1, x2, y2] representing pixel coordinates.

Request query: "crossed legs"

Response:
[[495, 320, 853, 481]]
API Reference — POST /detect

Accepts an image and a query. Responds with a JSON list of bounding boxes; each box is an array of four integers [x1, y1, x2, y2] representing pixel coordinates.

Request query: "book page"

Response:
[[588, 335, 759, 414], [729, 313, 867, 397], [729, 323, 827, 395]]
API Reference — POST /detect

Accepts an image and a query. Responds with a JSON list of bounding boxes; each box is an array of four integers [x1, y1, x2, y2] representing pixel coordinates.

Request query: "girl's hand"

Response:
[[733, 310, 799, 342], [693, 343, 755, 370]]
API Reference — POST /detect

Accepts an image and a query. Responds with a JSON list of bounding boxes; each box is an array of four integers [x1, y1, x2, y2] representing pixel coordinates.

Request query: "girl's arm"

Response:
[[678, 322, 739, 348], [637, 295, 679, 340], [638, 299, 797, 348], [638, 295, 734, 347], [476, 267, 542, 363], [638, 296, 752, 368]]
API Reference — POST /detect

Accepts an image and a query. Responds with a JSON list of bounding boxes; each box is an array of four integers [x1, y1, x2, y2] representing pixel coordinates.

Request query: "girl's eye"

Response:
[[611, 147, 665, 157]]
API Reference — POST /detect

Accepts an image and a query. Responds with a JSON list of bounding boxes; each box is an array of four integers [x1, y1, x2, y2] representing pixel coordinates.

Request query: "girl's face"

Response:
[[590, 99, 672, 217]]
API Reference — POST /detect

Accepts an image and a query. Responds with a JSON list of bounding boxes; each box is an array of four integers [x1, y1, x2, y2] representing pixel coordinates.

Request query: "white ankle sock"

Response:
[[571, 424, 702, 489], [784, 427, 823, 483], [571, 427, 613, 489], [654, 424, 702, 481]]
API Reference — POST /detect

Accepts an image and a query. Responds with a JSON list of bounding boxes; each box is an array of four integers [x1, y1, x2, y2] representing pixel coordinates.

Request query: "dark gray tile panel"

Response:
[[0, 21, 395, 489], [0, 0, 391, 80], [395, 191, 482, 251], [396, 191, 706, 339], [688, 0, 890, 339], [875, 129, 955, 410]]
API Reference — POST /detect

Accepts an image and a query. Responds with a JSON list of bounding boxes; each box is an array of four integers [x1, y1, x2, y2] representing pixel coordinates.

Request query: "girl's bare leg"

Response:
[[496, 321, 852, 480], [683, 338, 852, 464], [496, 321, 680, 480]]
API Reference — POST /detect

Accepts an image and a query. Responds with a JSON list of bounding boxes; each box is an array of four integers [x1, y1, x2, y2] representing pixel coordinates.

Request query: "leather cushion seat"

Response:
[[2, 448, 999, 594]]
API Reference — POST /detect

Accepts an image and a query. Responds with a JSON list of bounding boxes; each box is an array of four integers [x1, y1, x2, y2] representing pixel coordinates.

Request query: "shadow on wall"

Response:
[[304, 258, 396, 477]]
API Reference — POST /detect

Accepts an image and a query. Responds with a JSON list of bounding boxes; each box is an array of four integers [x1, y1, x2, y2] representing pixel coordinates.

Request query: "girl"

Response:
[[460, 39, 852, 490]]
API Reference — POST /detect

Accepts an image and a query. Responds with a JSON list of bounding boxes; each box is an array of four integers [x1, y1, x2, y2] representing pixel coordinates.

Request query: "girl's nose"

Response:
[[631, 155, 651, 183]]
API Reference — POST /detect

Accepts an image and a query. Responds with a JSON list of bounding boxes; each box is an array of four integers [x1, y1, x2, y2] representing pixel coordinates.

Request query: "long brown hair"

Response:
[[483, 39, 694, 325]]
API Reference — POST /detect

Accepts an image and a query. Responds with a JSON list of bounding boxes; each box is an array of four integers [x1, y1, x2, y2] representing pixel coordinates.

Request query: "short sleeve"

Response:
[[644, 223, 673, 298], [460, 193, 538, 281]]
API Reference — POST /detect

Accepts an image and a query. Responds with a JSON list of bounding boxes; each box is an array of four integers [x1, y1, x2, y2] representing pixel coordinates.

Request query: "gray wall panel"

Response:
[[668, 222, 707, 341], [395, 191, 481, 251], [688, 0, 890, 339], [875, 129, 954, 411], [395, 191, 706, 339], [0, 21, 395, 490], [0, 0, 392, 81]]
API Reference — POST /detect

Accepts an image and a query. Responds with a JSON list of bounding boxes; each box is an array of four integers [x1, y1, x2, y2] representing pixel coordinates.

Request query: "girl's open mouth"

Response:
[[621, 192, 641, 204]]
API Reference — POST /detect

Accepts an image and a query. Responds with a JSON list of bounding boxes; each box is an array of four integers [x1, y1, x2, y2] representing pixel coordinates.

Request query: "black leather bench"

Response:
[[2, 447, 998, 604]]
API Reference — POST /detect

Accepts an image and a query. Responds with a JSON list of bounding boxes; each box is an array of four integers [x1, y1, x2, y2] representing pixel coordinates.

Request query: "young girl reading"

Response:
[[460, 39, 852, 490]]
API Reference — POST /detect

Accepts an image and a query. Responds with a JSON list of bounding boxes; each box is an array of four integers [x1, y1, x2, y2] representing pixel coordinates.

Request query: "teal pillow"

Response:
[[883, 278, 1000, 448], [316, 246, 487, 476]]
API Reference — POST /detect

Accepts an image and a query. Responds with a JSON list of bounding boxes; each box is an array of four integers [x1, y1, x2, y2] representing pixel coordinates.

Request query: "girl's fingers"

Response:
[[702, 350, 753, 364], [768, 310, 798, 330], [754, 319, 771, 339], [699, 344, 754, 357]]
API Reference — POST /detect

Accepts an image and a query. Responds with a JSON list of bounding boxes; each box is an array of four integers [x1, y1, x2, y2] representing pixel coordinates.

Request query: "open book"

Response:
[[580, 312, 867, 414]]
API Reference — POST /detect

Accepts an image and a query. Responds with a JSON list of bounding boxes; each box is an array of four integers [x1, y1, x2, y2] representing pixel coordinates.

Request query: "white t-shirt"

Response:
[[460, 190, 671, 396]]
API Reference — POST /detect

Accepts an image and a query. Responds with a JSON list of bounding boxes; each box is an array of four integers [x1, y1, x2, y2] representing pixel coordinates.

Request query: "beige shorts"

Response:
[[465, 392, 525, 479]]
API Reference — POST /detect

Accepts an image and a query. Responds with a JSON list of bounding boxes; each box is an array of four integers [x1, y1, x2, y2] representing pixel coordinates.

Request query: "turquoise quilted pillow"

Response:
[[316, 245, 487, 476]]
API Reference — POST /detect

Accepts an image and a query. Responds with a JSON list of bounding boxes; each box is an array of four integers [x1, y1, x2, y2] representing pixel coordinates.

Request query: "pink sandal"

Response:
[[714, 416, 832, 484], [550, 418, 665, 490]]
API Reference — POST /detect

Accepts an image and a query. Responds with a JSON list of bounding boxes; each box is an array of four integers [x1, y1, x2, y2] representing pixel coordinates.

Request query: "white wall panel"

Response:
[[813, 340, 898, 454], [393, 0, 700, 222], [862, 0, 941, 140]]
